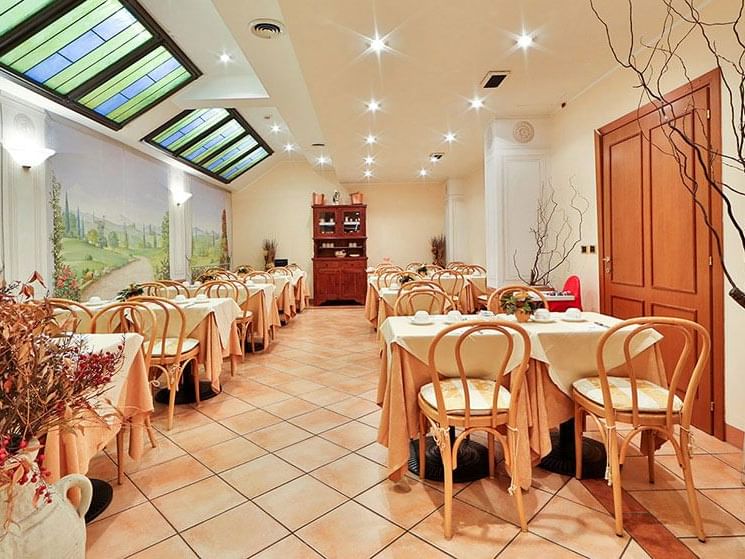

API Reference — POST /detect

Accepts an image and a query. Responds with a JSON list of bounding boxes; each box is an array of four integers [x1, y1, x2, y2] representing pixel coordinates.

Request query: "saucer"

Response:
[[562, 315, 586, 322], [409, 318, 434, 326]]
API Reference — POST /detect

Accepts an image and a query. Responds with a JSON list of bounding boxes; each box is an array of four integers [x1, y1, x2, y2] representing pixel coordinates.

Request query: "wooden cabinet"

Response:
[[312, 204, 367, 305]]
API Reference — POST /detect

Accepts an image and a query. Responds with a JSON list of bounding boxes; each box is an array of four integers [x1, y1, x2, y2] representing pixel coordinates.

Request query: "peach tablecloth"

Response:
[[43, 333, 153, 482], [272, 276, 297, 320], [244, 284, 281, 347], [364, 279, 380, 325], [376, 313, 663, 489], [292, 271, 309, 312]]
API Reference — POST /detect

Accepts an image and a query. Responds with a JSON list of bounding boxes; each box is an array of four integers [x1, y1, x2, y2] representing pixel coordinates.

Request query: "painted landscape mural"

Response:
[[47, 118, 169, 300], [190, 176, 230, 273]]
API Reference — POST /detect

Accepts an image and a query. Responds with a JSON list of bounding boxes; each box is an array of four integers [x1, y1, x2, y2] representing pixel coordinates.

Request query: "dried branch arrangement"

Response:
[[590, 0, 745, 309], [431, 235, 446, 268]]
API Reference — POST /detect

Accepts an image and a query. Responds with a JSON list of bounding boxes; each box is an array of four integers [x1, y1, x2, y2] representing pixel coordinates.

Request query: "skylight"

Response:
[[143, 108, 273, 183], [0, 0, 200, 129]]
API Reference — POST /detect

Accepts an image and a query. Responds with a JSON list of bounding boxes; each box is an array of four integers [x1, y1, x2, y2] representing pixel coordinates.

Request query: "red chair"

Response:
[[551, 275, 582, 312]]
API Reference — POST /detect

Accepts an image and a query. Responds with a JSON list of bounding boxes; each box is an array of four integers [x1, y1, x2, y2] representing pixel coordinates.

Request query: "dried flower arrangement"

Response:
[[430, 235, 446, 268], [115, 283, 144, 301], [0, 275, 122, 524], [500, 290, 543, 322], [262, 239, 277, 270]]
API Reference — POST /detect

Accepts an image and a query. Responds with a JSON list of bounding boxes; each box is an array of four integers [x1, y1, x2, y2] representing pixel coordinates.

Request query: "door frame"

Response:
[[594, 68, 725, 438]]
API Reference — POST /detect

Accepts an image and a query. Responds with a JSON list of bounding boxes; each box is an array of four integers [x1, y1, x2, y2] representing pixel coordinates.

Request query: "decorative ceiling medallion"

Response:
[[512, 120, 535, 143]]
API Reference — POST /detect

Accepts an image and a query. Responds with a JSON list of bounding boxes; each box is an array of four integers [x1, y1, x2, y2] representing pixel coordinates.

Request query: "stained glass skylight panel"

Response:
[[143, 108, 273, 183], [0, 0, 200, 129]]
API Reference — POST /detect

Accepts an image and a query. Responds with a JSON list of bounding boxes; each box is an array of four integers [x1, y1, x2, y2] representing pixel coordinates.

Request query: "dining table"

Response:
[[376, 311, 664, 488], [291, 269, 310, 312]]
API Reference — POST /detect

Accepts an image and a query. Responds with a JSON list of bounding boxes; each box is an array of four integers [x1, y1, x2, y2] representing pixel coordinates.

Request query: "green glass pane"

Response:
[[221, 147, 269, 180], [0, 0, 55, 36], [167, 109, 229, 152], [204, 135, 258, 172], [152, 108, 211, 144], [181, 119, 242, 162], [108, 67, 189, 122]]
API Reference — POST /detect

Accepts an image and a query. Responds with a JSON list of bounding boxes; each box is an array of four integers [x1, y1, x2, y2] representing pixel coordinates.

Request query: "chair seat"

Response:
[[237, 311, 254, 321], [152, 337, 199, 357], [420, 379, 511, 415], [572, 376, 683, 413]]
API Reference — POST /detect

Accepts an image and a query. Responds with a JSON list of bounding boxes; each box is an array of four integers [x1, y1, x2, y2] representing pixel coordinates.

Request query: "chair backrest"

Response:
[[129, 296, 190, 363], [47, 298, 93, 333], [193, 280, 238, 301], [375, 264, 402, 274], [421, 264, 443, 276], [235, 264, 254, 276], [405, 262, 423, 271], [431, 269, 466, 297], [394, 289, 454, 316], [595, 317, 710, 429], [158, 280, 190, 297], [446, 261, 465, 269], [90, 301, 158, 368], [140, 281, 168, 297], [376, 271, 401, 289], [246, 271, 274, 284], [397, 271, 422, 285], [222, 279, 252, 314], [399, 280, 446, 294], [287, 263, 301, 271], [427, 321, 531, 427], [458, 264, 487, 276], [269, 266, 292, 277], [487, 285, 549, 313], [562, 275, 583, 310]]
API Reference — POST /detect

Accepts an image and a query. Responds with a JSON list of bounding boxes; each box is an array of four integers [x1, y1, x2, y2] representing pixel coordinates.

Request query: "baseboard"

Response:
[[725, 423, 744, 449]]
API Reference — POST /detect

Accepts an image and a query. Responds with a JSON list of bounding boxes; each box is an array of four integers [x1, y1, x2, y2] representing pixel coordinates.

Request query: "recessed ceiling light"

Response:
[[365, 134, 377, 145], [364, 155, 375, 165], [369, 35, 387, 53], [363, 169, 373, 178], [218, 52, 232, 63], [444, 132, 456, 143], [469, 97, 484, 110], [283, 143, 295, 152], [316, 155, 330, 166], [517, 33, 533, 48], [419, 168, 428, 177], [367, 99, 381, 112]]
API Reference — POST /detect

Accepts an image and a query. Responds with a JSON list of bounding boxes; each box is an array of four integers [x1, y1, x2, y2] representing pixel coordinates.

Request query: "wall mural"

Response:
[[47, 118, 170, 300], [189, 175, 230, 274]]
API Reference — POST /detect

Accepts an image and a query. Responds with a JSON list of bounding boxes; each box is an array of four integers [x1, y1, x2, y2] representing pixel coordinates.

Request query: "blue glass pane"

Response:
[[149, 56, 179, 81], [120, 74, 152, 98], [95, 92, 127, 115], [26, 53, 70, 82], [93, 8, 135, 40]]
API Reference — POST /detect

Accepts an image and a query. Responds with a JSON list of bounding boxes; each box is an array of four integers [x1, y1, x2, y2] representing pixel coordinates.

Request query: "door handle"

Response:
[[602, 256, 611, 273]]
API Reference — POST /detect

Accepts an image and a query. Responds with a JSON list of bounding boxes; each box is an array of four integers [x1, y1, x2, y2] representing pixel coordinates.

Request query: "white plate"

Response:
[[531, 317, 555, 323], [562, 316, 586, 322], [409, 318, 434, 326]]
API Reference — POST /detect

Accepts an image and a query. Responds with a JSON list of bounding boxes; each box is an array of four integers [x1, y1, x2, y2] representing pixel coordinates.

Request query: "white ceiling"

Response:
[[1, 0, 694, 189]]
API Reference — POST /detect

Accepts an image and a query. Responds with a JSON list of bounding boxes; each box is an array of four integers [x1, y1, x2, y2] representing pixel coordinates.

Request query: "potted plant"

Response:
[[115, 283, 143, 301], [262, 239, 277, 270], [0, 275, 123, 558], [431, 235, 446, 268], [500, 290, 540, 322]]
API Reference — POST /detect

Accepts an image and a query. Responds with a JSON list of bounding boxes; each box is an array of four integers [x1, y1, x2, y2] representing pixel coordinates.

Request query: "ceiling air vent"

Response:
[[429, 152, 444, 162], [481, 71, 510, 89], [250, 19, 285, 39], [311, 143, 325, 147]]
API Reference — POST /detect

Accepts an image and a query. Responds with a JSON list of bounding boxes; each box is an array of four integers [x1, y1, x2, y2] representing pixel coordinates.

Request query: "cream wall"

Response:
[[549, 0, 745, 433], [460, 165, 486, 266]]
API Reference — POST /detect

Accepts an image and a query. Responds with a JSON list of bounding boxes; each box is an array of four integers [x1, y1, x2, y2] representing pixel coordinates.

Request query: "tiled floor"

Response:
[[86, 307, 745, 559]]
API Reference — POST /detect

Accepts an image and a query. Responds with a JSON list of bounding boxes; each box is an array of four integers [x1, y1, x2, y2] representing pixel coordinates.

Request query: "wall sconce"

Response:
[[6, 146, 55, 169], [172, 191, 193, 206]]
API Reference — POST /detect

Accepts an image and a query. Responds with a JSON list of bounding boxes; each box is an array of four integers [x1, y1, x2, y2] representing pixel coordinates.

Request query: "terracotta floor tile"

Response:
[[312, 453, 389, 497], [297, 501, 403, 558], [702, 488, 745, 523], [373, 533, 452, 558], [151, 408, 213, 434], [219, 408, 282, 434], [263, 396, 319, 419], [656, 454, 743, 489], [357, 442, 390, 466], [411, 499, 518, 559], [320, 420, 378, 450], [621, 539, 653, 558], [289, 408, 350, 434], [220, 453, 303, 498], [181, 501, 289, 559], [127, 536, 198, 559], [529, 496, 630, 558], [356, 477, 444, 528], [299, 387, 352, 406], [691, 427, 743, 454], [326, 396, 380, 418], [86, 502, 175, 559], [87, 452, 119, 481], [276, 378, 326, 395], [359, 409, 383, 428], [619, 456, 686, 491], [129, 454, 212, 499], [456, 473, 554, 525], [274, 436, 350, 472], [498, 532, 586, 558], [556, 477, 609, 514], [252, 535, 323, 558], [152, 475, 246, 531], [246, 421, 313, 451], [191, 436, 266, 472], [230, 384, 292, 407], [630, 489, 745, 537], [195, 394, 255, 420], [118, 433, 187, 473], [681, 535, 745, 558], [167, 422, 236, 454], [255, 475, 347, 530], [96, 477, 147, 521]]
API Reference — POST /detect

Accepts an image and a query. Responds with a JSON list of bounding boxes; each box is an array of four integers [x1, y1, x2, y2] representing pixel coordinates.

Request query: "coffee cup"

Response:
[[174, 294, 186, 302], [196, 293, 208, 301], [413, 310, 429, 323], [566, 307, 582, 320], [534, 308, 550, 321]]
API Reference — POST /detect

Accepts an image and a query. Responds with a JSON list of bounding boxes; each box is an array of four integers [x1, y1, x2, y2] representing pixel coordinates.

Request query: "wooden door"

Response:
[[596, 70, 724, 435]]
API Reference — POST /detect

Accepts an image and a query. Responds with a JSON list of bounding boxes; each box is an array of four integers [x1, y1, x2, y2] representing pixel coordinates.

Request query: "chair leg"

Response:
[[116, 428, 124, 485], [418, 413, 427, 480], [646, 430, 656, 484], [680, 429, 706, 542], [574, 404, 584, 479], [250, 324, 255, 354], [145, 415, 157, 448], [487, 433, 495, 478], [167, 383, 177, 431], [609, 433, 624, 537], [192, 361, 201, 408], [441, 436, 455, 539], [507, 429, 528, 532]]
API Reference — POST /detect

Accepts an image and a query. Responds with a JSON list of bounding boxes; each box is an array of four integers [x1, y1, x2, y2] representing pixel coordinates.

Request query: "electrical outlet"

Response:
[[581, 246, 588, 254], [589, 245, 596, 253]]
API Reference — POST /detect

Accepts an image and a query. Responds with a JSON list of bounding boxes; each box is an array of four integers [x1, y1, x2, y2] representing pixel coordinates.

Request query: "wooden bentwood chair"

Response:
[[486, 285, 549, 313], [572, 317, 711, 541], [418, 321, 532, 538], [198, 279, 255, 360], [399, 279, 445, 295], [47, 298, 94, 333], [393, 289, 453, 316]]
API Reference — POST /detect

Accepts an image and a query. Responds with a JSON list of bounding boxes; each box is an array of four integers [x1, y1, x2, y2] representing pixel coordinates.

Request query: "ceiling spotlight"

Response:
[[369, 35, 387, 53], [270, 123, 281, 133], [283, 143, 295, 152], [444, 132, 456, 143], [367, 99, 381, 112], [365, 134, 377, 145], [363, 169, 373, 178], [517, 33, 533, 49], [418, 168, 428, 177], [218, 52, 232, 63], [364, 155, 375, 165], [469, 97, 484, 110], [316, 155, 330, 166]]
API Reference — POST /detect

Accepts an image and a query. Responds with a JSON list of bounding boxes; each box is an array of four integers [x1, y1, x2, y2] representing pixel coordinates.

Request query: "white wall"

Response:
[[550, 2, 745, 434]]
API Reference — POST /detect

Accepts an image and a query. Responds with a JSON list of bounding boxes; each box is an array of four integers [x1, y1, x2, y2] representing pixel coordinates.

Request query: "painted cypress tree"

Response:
[[220, 209, 229, 266], [64, 191, 71, 236], [76, 207, 81, 239]]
